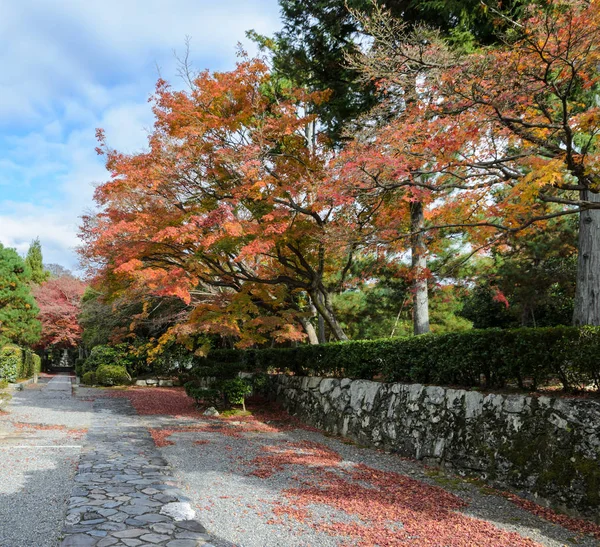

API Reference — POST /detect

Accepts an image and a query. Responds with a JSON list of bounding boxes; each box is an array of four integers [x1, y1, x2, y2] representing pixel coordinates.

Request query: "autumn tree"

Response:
[[0, 244, 41, 346], [438, 0, 600, 325], [344, 0, 600, 327], [80, 59, 367, 347], [32, 275, 86, 349]]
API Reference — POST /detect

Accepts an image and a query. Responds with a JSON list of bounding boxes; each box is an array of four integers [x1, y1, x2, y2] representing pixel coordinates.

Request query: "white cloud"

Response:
[[0, 0, 281, 268]]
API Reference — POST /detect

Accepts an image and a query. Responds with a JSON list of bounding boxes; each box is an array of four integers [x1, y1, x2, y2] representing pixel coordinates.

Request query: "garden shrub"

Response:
[[82, 371, 96, 385], [0, 346, 42, 382], [190, 326, 600, 392], [96, 365, 131, 386], [184, 382, 222, 406], [220, 378, 252, 410], [0, 346, 22, 383], [32, 353, 41, 376]]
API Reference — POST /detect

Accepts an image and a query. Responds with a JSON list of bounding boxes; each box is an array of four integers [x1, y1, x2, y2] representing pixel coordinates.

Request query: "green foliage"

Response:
[[195, 327, 600, 392], [0, 244, 41, 346], [184, 382, 222, 406], [82, 371, 96, 385], [83, 344, 142, 376], [220, 378, 252, 408], [0, 345, 39, 381], [460, 220, 577, 329], [25, 238, 49, 285], [0, 346, 20, 383], [32, 353, 41, 376], [95, 365, 131, 386]]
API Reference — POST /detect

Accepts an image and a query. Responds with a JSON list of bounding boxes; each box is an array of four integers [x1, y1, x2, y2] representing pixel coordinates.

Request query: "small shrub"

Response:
[[82, 371, 97, 386], [0, 346, 21, 383], [185, 384, 222, 406], [221, 378, 252, 411], [96, 365, 131, 386]]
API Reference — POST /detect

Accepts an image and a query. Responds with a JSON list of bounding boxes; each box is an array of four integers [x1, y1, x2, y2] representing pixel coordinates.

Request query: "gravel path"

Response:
[[3, 380, 598, 547], [0, 374, 91, 547], [132, 403, 599, 547]]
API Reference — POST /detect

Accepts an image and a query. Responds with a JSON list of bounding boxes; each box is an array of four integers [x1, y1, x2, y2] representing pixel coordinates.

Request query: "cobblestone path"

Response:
[[61, 397, 218, 547]]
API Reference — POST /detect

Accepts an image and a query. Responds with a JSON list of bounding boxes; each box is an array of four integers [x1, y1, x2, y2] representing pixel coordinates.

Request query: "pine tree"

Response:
[[25, 238, 49, 285], [0, 244, 42, 346]]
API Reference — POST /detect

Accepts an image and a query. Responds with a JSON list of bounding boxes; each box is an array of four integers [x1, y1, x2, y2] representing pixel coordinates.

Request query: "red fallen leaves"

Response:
[[11, 421, 87, 437], [112, 388, 598, 544], [104, 387, 199, 417], [497, 490, 600, 541], [250, 441, 342, 479], [252, 446, 542, 547]]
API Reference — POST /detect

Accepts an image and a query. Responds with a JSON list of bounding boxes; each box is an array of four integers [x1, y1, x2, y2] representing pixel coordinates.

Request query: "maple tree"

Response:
[[33, 275, 86, 349], [80, 58, 370, 347], [342, 0, 600, 328], [439, 0, 600, 326]]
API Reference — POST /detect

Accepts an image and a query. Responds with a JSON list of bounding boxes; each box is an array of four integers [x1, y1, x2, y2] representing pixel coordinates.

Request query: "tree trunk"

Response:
[[298, 315, 319, 345], [573, 190, 600, 325], [411, 201, 430, 335], [316, 294, 327, 343], [310, 290, 348, 341]]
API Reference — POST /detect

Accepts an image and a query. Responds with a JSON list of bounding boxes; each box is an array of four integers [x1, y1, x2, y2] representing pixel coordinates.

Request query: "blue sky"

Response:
[[0, 0, 280, 270]]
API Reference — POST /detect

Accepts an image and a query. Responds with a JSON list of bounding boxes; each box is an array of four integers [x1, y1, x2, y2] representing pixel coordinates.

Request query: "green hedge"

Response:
[[0, 345, 41, 382], [96, 365, 131, 386], [190, 327, 600, 392]]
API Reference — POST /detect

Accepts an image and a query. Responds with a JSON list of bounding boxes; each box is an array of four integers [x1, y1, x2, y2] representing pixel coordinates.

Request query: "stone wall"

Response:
[[270, 375, 600, 518]]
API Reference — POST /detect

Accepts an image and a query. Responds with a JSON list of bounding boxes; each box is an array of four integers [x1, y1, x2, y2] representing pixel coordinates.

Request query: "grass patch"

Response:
[[220, 409, 252, 418]]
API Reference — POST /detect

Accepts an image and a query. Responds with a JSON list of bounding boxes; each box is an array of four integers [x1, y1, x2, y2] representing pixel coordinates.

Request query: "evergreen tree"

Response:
[[0, 244, 42, 346], [250, 0, 530, 145], [25, 238, 49, 285]]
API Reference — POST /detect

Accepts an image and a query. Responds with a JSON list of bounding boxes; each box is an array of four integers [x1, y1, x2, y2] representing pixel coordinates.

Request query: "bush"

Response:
[[0, 346, 21, 383], [32, 353, 41, 376], [82, 371, 97, 385], [221, 378, 252, 410], [190, 326, 600, 392], [0, 346, 42, 382], [184, 382, 222, 406], [96, 365, 131, 386]]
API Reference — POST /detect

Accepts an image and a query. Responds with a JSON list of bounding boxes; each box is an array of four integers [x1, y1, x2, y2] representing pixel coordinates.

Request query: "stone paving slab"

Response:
[[61, 397, 218, 547]]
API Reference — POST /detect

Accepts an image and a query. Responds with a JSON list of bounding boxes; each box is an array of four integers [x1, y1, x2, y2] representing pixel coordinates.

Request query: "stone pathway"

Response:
[[61, 397, 218, 547], [45, 375, 73, 392]]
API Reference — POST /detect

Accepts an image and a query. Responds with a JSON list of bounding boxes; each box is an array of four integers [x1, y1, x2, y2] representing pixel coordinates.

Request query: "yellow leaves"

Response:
[[519, 158, 567, 195], [223, 221, 243, 237]]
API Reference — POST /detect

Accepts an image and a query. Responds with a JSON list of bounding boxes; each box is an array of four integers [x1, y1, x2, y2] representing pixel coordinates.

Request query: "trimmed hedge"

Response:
[[0, 346, 20, 383], [96, 365, 131, 386], [0, 345, 41, 382], [191, 327, 600, 392], [82, 371, 96, 386]]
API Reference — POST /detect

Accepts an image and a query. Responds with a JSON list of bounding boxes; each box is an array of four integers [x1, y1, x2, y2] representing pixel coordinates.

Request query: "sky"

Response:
[[0, 0, 281, 271]]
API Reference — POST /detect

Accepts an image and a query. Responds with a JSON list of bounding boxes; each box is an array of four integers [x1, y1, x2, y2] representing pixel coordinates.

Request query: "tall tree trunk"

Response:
[[573, 190, 600, 325], [298, 315, 319, 345], [316, 293, 326, 343], [310, 290, 348, 341], [410, 201, 430, 335]]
